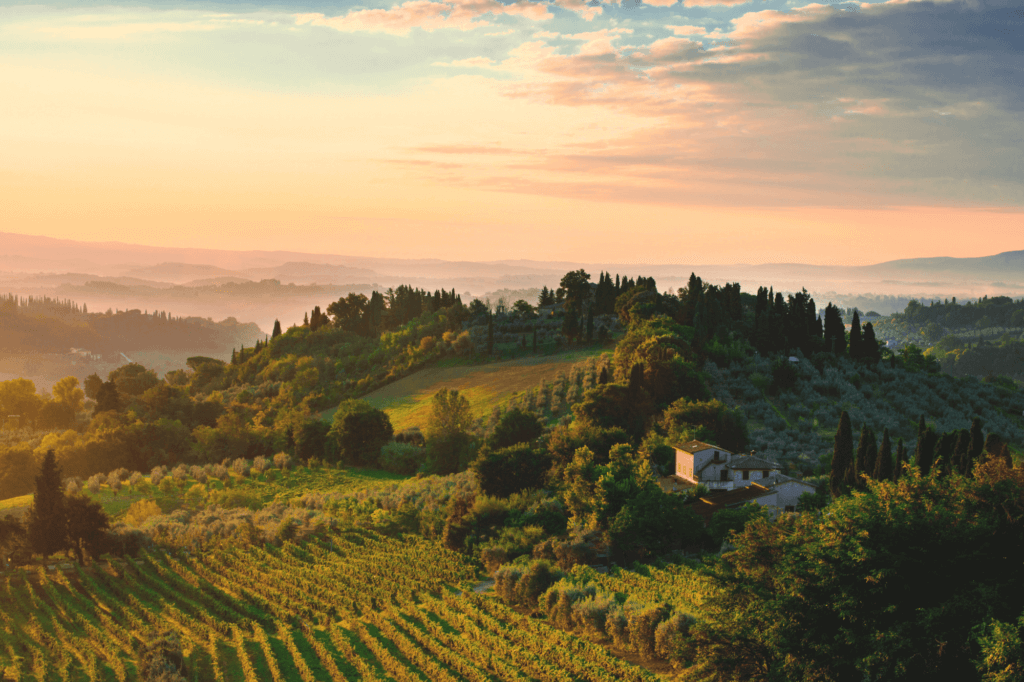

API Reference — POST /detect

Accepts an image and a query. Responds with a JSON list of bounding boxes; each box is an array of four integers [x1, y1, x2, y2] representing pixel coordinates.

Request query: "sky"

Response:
[[1, 0, 1022, 266]]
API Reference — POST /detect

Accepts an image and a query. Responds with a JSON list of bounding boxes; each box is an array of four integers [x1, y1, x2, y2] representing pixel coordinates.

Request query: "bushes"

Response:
[[494, 559, 565, 609], [379, 442, 427, 475], [124, 499, 163, 527]]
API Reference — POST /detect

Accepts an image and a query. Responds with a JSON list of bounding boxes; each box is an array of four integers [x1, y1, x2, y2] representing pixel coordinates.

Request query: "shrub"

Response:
[[380, 442, 427, 475], [150, 466, 167, 486], [171, 465, 189, 482], [189, 466, 207, 484], [494, 564, 524, 604], [515, 560, 565, 610], [252, 456, 270, 474], [66, 479, 81, 495], [212, 464, 230, 482], [232, 458, 250, 476], [129, 472, 144, 487], [158, 477, 176, 494], [86, 474, 104, 494], [124, 499, 163, 527], [109, 468, 129, 482], [573, 593, 617, 637], [628, 603, 671, 660], [655, 612, 696, 662], [273, 452, 293, 470], [606, 604, 630, 648], [184, 484, 207, 506]]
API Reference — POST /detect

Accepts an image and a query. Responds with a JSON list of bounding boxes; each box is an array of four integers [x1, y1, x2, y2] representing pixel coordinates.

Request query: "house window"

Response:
[[720, 469, 729, 482], [742, 470, 749, 480], [762, 470, 769, 478]]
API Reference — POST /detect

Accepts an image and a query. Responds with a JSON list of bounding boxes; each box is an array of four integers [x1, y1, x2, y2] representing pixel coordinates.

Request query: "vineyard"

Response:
[[0, 527, 664, 681]]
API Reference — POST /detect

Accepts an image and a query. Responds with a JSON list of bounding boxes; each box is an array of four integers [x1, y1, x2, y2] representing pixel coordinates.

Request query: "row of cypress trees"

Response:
[[829, 411, 1004, 497]]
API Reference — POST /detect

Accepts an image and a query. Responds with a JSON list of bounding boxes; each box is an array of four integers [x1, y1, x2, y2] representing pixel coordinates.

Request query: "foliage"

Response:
[[687, 465, 1024, 681], [471, 444, 553, 498]]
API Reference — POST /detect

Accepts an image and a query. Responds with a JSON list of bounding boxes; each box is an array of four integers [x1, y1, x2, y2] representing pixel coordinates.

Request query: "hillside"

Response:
[[354, 347, 611, 432]]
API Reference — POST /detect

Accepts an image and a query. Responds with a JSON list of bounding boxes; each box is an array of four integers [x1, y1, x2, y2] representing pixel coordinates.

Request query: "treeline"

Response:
[[875, 295, 1024, 347], [0, 293, 263, 354]]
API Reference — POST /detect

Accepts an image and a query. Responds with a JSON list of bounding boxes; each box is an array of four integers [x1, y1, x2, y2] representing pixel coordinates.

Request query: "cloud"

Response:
[[682, 0, 753, 6], [486, 28, 517, 34], [667, 24, 708, 34], [294, 0, 551, 36], [432, 56, 498, 67], [412, 0, 1024, 208]]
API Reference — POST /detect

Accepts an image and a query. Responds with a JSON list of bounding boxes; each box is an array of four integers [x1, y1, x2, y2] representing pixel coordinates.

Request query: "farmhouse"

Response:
[[673, 440, 817, 515]]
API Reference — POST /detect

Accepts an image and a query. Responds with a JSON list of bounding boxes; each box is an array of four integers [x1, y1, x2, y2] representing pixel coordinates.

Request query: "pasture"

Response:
[[330, 347, 612, 432]]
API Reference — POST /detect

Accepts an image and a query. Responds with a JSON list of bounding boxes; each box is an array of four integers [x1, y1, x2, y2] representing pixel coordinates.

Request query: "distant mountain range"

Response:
[[1, 232, 1021, 333]]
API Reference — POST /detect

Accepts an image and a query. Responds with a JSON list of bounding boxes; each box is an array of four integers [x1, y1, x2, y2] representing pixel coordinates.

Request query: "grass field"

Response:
[[326, 346, 613, 432]]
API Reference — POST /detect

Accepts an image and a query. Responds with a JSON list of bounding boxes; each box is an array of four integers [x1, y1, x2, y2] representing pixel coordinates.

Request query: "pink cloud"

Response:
[[682, 0, 751, 6], [294, 0, 550, 36]]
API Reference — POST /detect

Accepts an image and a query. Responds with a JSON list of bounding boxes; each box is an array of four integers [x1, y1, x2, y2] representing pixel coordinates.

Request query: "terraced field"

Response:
[[0, 528, 663, 681]]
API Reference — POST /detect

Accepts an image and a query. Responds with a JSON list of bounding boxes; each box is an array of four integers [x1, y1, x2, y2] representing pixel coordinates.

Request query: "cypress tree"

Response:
[[864, 430, 878, 482], [916, 429, 937, 476], [862, 322, 880, 363], [830, 411, 855, 497], [849, 310, 862, 359], [935, 432, 957, 477], [599, 367, 609, 384], [895, 438, 907, 477], [875, 428, 893, 481], [487, 313, 494, 355], [27, 450, 67, 558], [854, 425, 873, 485], [953, 429, 972, 476], [968, 418, 985, 473], [303, 311, 309, 326], [272, 319, 282, 338]]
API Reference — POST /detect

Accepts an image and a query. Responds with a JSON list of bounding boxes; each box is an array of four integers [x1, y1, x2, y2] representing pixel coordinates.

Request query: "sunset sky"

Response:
[[1, 0, 1021, 265]]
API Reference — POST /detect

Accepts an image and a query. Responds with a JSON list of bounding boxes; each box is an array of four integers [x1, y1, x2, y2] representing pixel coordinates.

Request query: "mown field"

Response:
[[0, 526, 673, 681], [332, 347, 612, 432]]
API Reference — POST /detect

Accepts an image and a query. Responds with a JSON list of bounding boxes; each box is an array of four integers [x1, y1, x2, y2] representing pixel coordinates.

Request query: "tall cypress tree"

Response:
[[830, 411, 855, 497], [935, 432, 958, 477], [849, 310, 862, 360], [916, 428, 938, 476], [487, 313, 494, 355], [865, 430, 878, 482], [854, 425, 870, 481], [874, 428, 893, 481], [953, 429, 972, 476], [862, 322, 880, 363], [272, 319, 282, 338], [895, 438, 907, 477], [27, 450, 66, 558], [968, 418, 985, 474]]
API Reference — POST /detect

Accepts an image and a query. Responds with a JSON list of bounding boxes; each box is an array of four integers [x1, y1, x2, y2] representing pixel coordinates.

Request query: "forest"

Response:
[[1, 271, 1024, 681], [0, 293, 263, 356]]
